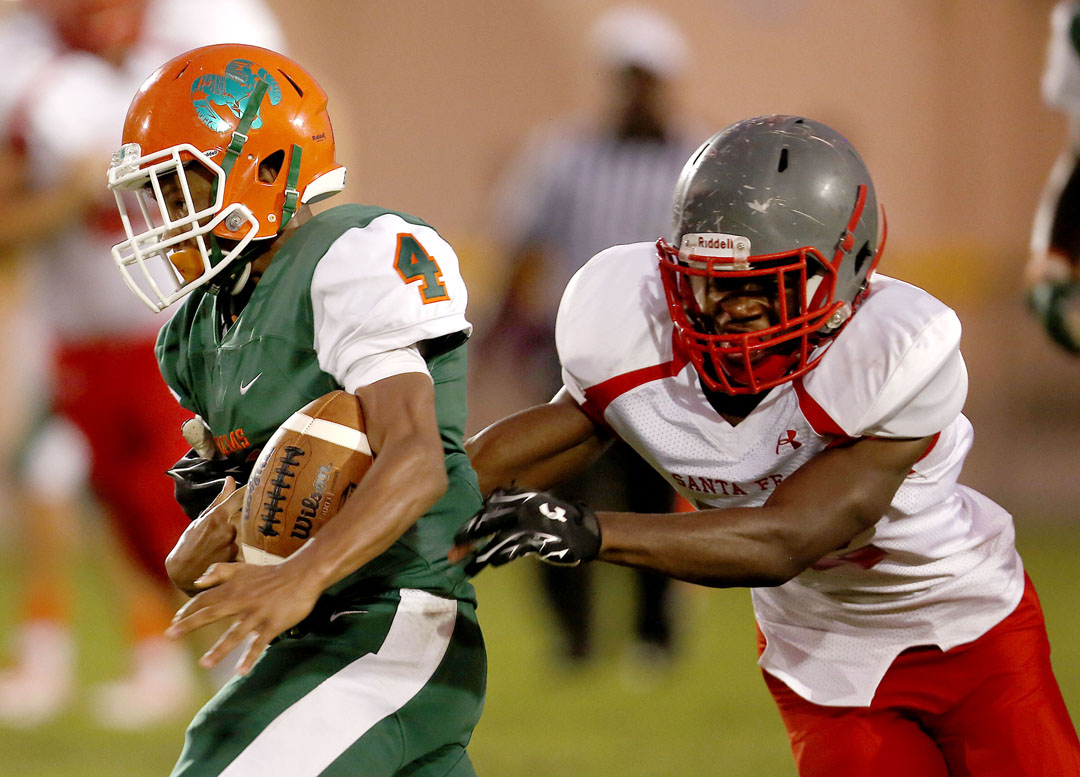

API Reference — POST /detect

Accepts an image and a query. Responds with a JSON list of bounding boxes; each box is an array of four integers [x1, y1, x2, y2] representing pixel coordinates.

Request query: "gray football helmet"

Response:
[[658, 115, 884, 394]]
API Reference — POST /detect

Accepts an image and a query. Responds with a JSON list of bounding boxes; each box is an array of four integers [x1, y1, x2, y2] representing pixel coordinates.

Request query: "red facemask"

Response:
[[657, 239, 846, 395]]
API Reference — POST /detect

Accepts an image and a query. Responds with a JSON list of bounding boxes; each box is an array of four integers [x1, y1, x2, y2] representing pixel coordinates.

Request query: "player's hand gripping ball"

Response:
[[238, 390, 373, 565]]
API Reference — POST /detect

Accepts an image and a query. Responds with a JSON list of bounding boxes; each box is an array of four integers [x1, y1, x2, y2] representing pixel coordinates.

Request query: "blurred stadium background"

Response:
[[1, 0, 1078, 775]]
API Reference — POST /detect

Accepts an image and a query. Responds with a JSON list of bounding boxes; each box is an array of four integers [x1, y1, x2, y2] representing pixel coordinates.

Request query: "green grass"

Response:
[[0, 520, 1076, 776]]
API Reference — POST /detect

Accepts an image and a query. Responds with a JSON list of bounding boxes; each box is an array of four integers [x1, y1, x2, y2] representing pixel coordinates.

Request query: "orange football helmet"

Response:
[[107, 44, 347, 312]]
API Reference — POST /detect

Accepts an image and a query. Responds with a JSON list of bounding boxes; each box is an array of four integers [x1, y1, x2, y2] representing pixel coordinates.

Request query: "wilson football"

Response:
[[238, 390, 373, 565]]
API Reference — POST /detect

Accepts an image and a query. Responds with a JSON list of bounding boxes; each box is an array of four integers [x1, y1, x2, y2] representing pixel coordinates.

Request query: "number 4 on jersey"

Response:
[[394, 233, 449, 303]]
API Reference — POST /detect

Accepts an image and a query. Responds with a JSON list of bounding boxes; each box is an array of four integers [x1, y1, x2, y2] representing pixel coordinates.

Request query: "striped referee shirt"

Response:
[[492, 121, 703, 319]]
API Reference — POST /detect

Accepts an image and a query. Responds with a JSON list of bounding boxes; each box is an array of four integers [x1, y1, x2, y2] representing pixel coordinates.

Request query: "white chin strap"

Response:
[[230, 262, 252, 294]]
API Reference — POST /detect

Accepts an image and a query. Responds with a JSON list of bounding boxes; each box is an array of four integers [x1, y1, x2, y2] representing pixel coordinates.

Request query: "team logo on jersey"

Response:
[[191, 59, 282, 133], [776, 429, 802, 454], [215, 427, 251, 456]]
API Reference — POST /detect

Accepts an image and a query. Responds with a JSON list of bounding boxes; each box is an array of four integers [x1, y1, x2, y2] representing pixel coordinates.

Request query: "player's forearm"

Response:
[[467, 399, 608, 494], [288, 437, 447, 591], [596, 508, 814, 587], [598, 438, 926, 587]]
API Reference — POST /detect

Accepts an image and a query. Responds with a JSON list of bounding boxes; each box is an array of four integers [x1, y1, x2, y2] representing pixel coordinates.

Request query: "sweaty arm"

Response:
[[292, 371, 449, 586], [166, 371, 449, 673], [596, 434, 933, 588], [467, 388, 612, 494]]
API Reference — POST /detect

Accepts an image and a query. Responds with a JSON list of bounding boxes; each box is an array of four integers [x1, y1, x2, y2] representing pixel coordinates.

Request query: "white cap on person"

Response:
[[590, 4, 689, 79]]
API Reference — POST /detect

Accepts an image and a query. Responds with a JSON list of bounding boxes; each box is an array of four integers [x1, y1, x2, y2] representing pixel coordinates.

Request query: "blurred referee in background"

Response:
[[481, 4, 706, 665]]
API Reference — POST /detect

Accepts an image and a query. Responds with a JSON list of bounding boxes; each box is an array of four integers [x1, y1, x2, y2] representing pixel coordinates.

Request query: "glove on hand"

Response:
[[167, 449, 253, 521], [454, 487, 601, 576]]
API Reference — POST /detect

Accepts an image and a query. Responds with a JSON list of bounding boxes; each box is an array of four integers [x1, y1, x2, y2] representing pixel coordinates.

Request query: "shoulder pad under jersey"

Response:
[[310, 209, 471, 366], [798, 275, 967, 439], [555, 242, 673, 403]]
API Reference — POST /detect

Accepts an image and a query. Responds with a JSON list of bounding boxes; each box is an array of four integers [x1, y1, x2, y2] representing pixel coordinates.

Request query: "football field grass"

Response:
[[0, 518, 1077, 776]]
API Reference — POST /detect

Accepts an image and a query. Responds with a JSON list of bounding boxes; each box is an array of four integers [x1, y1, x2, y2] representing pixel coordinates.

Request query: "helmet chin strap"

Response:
[[280, 143, 303, 229], [202, 80, 304, 297]]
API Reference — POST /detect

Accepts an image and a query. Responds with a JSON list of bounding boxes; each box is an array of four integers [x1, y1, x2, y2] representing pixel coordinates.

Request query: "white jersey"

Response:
[[311, 211, 472, 391], [1043, 1, 1080, 118], [556, 241, 1025, 707], [0, 0, 284, 339]]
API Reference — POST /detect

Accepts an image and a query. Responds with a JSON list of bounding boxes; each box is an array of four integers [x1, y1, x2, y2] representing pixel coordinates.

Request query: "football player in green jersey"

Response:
[[106, 44, 485, 777]]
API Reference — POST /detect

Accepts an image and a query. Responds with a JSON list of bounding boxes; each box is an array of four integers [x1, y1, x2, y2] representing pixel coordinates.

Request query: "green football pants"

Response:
[[170, 589, 486, 777]]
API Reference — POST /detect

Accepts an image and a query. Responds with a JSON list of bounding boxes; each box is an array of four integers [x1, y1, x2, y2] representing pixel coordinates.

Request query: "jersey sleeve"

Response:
[[310, 213, 472, 390], [339, 346, 429, 392], [1043, 1, 1080, 117], [556, 242, 674, 409], [799, 276, 968, 439]]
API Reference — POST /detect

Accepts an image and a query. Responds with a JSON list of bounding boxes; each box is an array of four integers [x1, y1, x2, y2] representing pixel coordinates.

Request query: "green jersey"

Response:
[[157, 203, 480, 602]]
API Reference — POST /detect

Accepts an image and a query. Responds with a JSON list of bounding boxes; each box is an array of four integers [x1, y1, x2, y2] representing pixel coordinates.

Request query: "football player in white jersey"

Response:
[[455, 116, 1080, 775], [1028, 0, 1080, 352]]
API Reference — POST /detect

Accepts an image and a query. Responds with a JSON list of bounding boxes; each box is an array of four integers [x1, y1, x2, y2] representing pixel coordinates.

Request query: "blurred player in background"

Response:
[[0, 0, 283, 728], [481, 4, 703, 664], [110, 43, 487, 776], [1028, 0, 1080, 353], [457, 116, 1080, 775]]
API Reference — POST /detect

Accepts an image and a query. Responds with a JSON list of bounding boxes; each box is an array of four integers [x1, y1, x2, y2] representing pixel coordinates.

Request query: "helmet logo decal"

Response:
[[678, 233, 751, 269], [190, 59, 283, 134]]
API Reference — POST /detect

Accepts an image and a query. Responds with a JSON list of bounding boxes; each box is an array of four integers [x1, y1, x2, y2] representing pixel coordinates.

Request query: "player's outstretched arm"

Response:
[[598, 434, 935, 587], [166, 372, 448, 674], [467, 388, 610, 494], [457, 434, 933, 587]]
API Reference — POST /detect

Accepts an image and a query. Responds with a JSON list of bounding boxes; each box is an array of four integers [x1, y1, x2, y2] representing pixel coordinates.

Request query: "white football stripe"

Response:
[[240, 543, 288, 566], [218, 589, 457, 776], [280, 413, 371, 455]]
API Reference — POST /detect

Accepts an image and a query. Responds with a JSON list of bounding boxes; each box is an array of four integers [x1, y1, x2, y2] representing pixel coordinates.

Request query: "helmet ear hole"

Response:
[[277, 69, 304, 98], [259, 149, 286, 183], [853, 241, 872, 274]]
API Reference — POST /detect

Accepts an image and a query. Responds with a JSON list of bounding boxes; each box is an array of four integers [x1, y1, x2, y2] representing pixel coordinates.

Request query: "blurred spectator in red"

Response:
[[0, 0, 283, 728]]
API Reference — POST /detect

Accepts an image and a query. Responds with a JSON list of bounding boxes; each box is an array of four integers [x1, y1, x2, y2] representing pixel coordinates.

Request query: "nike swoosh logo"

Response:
[[239, 373, 262, 394]]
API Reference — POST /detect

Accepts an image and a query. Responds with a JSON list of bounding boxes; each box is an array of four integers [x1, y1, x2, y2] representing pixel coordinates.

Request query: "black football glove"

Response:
[[454, 487, 602, 576], [166, 449, 254, 521]]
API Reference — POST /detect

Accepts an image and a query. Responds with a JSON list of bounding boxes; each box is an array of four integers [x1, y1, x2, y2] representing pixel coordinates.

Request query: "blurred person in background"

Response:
[[480, 4, 704, 665], [113, 42, 486, 777], [0, 0, 283, 728], [1028, 0, 1080, 353], [458, 115, 1080, 775]]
